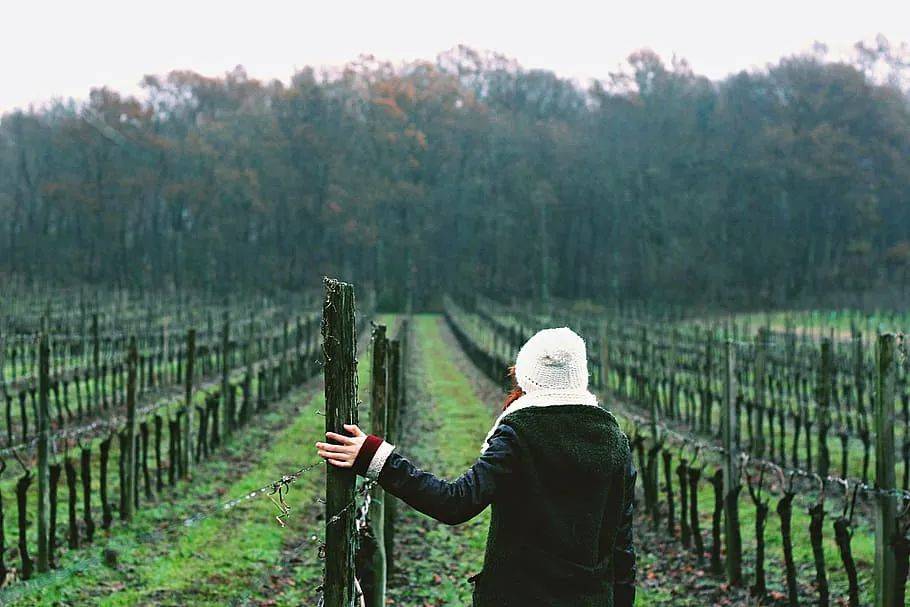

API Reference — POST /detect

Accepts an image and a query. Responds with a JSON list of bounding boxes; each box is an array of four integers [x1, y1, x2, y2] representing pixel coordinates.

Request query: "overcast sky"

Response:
[[3, 0, 909, 113]]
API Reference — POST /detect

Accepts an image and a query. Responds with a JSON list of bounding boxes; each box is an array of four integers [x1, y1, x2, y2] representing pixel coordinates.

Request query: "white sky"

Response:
[[2, 0, 909, 113]]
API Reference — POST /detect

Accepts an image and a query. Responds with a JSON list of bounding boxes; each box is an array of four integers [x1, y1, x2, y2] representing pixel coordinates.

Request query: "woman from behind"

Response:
[[316, 327, 636, 606]]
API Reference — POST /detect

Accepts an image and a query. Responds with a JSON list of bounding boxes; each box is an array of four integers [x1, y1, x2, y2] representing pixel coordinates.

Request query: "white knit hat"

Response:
[[515, 327, 589, 393], [480, 327, 598, 453]]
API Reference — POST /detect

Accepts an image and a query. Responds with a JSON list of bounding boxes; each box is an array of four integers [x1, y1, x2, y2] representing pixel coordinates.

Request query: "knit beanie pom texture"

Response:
[[515, 327, 588, 393]]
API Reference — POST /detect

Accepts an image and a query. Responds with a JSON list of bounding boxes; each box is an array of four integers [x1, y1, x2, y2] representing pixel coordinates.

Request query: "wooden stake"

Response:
[[366, 324, 388, 607], [722, 338, 743, 585], [753, 328, 768, 457], [322, 278, 358, 607], [184, 328, 195, 475], [36, 319, 50, 572], [385, 339, 401, 573], [221, 311, 231, 439], [818, 338, 833, 478], [124, 336, 138, 521], [874, 333, 898, 607]]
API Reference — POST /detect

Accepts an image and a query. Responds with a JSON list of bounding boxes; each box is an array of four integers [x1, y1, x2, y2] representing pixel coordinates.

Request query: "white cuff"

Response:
[[366, 441, 396, 481]]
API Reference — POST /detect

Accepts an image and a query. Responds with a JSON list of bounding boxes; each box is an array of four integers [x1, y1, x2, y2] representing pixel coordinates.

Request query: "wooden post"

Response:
[[184, 328, 195, 475], [221, 311, 231, 439], [322, 278, 358, 607], [722, 338, 743, 585], [703, 332, 714, 432], [367, 324, 388, 607], [282, 318, 289, 394], [669, 327, 679, 419], [642, 328, 659, 440], [124, 336, 138, 521], [753, 328, 768, 457], [36, 320, 50, 573], [874, 333, 898, 607], [384, 339, 401, 573], [247, 312, 255, 385], [818, 338, 833, 478], [91, 313, 100, 414]]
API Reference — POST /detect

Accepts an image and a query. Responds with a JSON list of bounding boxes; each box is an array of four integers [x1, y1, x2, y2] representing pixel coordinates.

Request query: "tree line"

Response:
[[2, 41, 910, 309]]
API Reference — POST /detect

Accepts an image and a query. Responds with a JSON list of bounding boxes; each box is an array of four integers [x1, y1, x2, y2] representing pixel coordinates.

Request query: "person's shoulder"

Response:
[[501, 404, 623, 436]]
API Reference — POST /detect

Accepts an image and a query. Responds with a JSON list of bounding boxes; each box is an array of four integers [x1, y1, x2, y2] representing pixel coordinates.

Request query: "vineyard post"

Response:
[[669, 327, 678, 419], [36, 318, 50, 573], [184, 328, 196, 475], [722, 337, 743, 585], [818, 338, 833, 478], [873, 333, 898, 607], [247, 311, 254, 379], [754, 328, 768, 457], [221, 310, 231, 439], [367, 324, 388, 607], [124, 336, 138, 522], [703, 331, 714, 433], [385, 338, 401, 573], [92, 312, 99, 411], [322, 278, 358, 607], [282, 318, 289, 394], [854, 331, 865, 417], [640, 326, 649, 405], [646, 328, 659, 441]]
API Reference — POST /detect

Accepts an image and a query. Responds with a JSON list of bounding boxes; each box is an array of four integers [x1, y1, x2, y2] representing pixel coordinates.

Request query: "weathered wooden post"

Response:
[[599, 323, 609, 392], [184, 328, 196, 476], [36, 320, 51, 573], [722, 338, 743, 585], [669, 327, 679, 419], [322, 278, 358, 607], [753, 328, 768, 457], [282, 318, 289, 394], [818, 338, 833, 478], [221, 311, 231, 439], [874, 333, 898, 607], [384, 338, 401, 573], [366, 324, 389, 607], [648, 333, 659, 442], [124, 336, 138, 522], [91, 312, 100, 414]]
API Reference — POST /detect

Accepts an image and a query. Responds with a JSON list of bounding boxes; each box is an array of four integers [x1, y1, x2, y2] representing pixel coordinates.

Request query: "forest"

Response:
[[3, 42, 910, 310]]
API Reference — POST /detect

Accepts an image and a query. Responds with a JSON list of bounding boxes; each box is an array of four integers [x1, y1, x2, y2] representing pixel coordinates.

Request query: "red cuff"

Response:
[[353, 434, 384, 476]]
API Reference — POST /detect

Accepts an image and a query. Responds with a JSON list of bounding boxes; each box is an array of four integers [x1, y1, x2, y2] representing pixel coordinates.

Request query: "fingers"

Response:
[[343, 424, 365, 437], [317, 448, 354, 464], [315, 442, 352, 453], [325, 431, 355, 445], [315, 427, 364, 469]]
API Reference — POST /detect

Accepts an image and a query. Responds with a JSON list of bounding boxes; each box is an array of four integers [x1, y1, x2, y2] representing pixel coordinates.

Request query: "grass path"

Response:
[[385, 315, 496, 606]]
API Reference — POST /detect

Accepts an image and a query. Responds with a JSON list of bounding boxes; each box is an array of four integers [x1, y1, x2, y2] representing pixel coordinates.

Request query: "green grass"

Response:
[[386, 314, 494, 606]]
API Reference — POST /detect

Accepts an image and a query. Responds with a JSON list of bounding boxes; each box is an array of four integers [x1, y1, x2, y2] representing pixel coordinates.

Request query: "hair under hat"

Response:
[[481, 326, 598, 453]]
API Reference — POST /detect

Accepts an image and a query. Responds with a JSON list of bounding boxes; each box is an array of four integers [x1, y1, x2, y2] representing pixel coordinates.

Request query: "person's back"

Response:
[[476, 404, 634, 606], [315, 327, 636, 606]]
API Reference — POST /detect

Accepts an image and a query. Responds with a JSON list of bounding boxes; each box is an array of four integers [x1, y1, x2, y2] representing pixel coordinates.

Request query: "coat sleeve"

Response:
[[360, 424, 520, 526], [612, 460, 637, 607]]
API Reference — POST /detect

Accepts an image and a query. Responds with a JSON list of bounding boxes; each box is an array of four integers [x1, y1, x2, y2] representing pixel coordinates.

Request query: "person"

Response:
[[315, 327, 636, 606]]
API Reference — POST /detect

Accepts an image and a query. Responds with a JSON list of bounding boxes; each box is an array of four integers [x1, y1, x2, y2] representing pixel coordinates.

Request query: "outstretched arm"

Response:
[[316, 423, 519, 525]]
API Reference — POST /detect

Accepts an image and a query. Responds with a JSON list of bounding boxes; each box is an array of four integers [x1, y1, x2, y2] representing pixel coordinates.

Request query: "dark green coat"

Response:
[[375, 404, 636, 606]]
